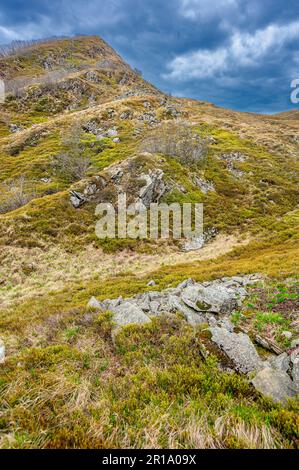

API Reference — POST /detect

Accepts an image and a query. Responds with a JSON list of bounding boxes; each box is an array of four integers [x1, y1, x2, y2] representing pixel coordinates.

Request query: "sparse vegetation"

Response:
[[141, 120, 208, 166], [0, 175, 35, 213], [53, 122, 91, 183]]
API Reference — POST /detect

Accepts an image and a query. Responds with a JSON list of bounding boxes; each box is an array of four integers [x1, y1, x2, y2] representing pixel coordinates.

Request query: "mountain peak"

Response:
[[0, 35, 129, 81]]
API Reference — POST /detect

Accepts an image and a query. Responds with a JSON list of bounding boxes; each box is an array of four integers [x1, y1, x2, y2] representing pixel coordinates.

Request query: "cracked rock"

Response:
[[210, 327, 262, 374]]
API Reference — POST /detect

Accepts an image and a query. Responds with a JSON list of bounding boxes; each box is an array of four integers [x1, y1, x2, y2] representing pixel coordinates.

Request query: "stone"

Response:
[[252, 367, 298, 404], [0, 340, 5, 364], [181, 283, 239, 314], [70, 191, 86, 208], [107, 127, 118, 137], [87, 297, 103, 311], [102, 297, 123, 310], [221, 152, 248, 163], [218, 317, 234, 332], [113, 137, 120, 143], [290, 349, 299, 388], [210, 327, 262, 374], [282, 331, 292, 340], [269, 352, 290, 373], [149, 301, 160, 315], [112, 302, 151, 327], [193, 176, 215, 194], [120, 111, 132, 120], [169, 296, 206, 326], [138, 170, 167, 207], [147, 280, 156, 287], [176, 279, 195, 290], [183, 236, 205, 252], [10, 123, 23, 133]]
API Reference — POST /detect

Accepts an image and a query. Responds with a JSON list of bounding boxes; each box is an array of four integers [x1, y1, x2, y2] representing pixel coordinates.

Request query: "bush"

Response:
[[53, 122, 91, 182], [141, 120, 208, 166], [0, 176, 35, 213]]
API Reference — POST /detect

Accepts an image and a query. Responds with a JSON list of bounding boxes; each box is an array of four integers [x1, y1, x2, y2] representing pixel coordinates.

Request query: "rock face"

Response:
[[0, 340, 5, 364], [70, 160, 168, 209], [252, 368, 298, 404], [139, 169, 167, 207], [210, 327, 263, 374], [269, 352, 290, 373], [220, 151, 248, 178]]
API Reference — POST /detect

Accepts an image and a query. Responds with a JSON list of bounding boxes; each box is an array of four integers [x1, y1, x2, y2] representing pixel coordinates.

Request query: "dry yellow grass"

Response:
[[0, 233, 248, 309]]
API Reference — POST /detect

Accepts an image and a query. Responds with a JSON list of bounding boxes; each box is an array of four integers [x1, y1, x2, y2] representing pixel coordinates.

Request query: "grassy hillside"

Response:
[[0, 36, 298, 449]]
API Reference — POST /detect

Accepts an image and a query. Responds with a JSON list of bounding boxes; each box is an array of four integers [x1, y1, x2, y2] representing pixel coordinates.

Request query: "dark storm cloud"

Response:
[[0, 0, 298, 113]]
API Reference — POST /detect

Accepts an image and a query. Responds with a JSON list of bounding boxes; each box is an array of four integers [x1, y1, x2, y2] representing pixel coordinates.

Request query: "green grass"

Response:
[[0, 315, 298, 449]]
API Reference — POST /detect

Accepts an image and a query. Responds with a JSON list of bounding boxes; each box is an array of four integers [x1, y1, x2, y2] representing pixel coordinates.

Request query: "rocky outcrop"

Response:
[[87, 273, 299, 404], [181, 281, 243, 314], [220, 151, 248, 178], [89, 275, 259, 329], [290, 349, 299, 388], [193, 176, 215, 194], [70, 159, 167, 209], [138, 169, 167, 207]]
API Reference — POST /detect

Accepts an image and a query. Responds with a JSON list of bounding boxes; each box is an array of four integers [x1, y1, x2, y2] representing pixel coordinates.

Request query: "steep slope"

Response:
[[0, 36, 298, 449]]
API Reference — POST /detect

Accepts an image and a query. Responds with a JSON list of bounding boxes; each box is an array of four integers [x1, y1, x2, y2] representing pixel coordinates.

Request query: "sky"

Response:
[[0, 0, 299, 114]]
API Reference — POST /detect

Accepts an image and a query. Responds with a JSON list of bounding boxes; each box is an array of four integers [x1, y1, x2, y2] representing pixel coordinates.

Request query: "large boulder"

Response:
[[111, 302, 151, 327], [168, 295, 206, 326], [181, 283, 240, 314], [209, 327, 262, 374], [252, 367, 298, 404]]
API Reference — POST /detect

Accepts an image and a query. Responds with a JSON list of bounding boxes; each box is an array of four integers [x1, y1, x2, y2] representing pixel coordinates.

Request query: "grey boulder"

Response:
[[112, 302, 151, 327], [210, 327, 262, 374], [168, 295, 206, 326], [181, 283, 239, 314], [252, 367, 298, 404]]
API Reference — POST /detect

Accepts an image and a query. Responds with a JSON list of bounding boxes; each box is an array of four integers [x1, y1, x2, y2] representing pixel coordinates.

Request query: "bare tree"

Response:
[[141, 120, 208, 166]]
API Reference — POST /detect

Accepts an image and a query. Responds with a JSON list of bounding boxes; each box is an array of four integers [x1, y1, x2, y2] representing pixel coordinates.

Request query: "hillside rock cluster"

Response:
[[88, 274, 299, 404]]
